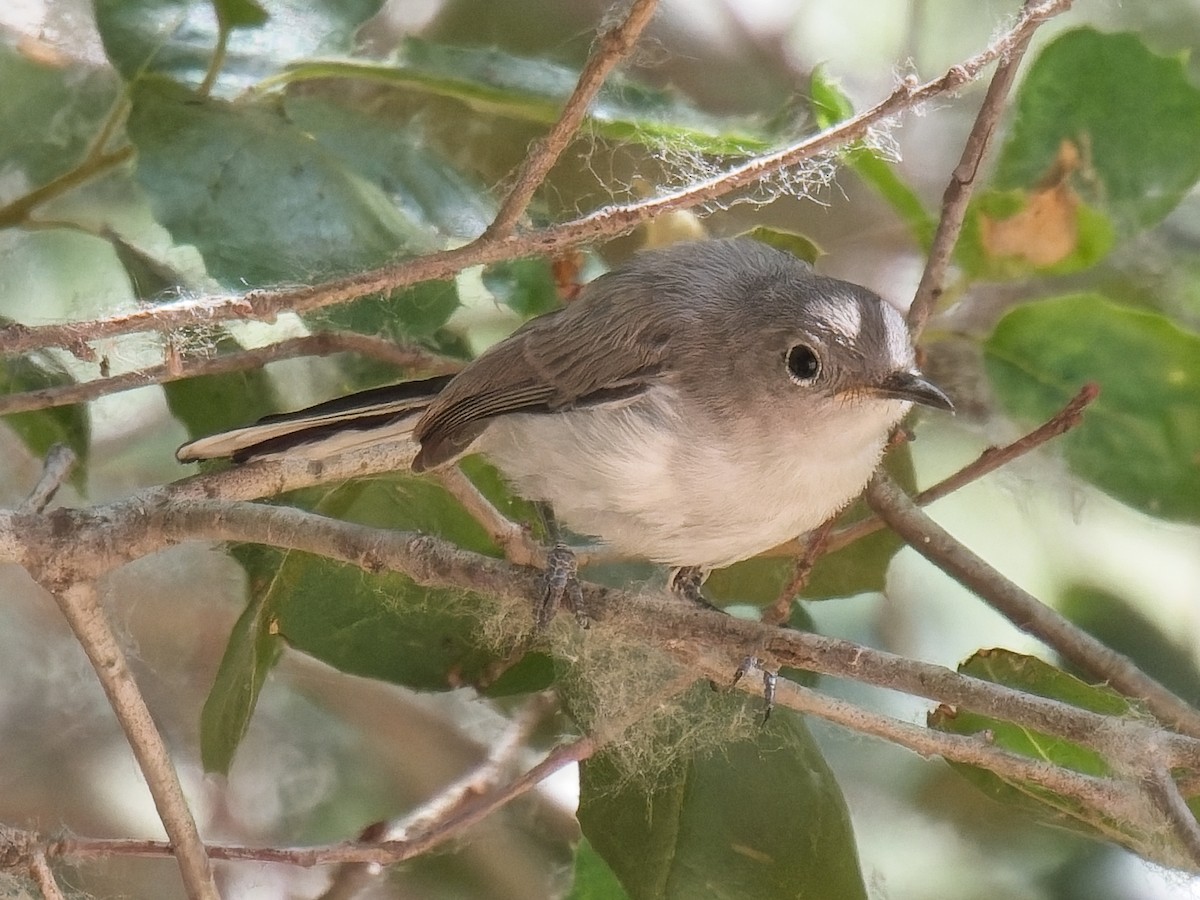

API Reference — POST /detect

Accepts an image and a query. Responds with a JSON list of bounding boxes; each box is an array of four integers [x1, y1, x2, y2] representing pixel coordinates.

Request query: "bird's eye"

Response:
[[786, 344, 821, 384]]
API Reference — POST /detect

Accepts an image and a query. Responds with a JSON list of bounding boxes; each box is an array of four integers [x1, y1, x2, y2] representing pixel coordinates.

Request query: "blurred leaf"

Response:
[[282, 94, 496, 241], [0, 352, 89, 490], [483, 259, 562, 319], [1059, 585, 1200, 708], [126, 78, 433, 289], [579, 690, 866, 900], [809, 67, 935, 248], [266, 39, 772, 154], [568, 838, 632, 900], [213, 0, 268, 30], [482, 651, 555, 697], [929, 650, 1200, 869], [199, 575, 281, 773], [107, 233, 190, 301], [740, 226, 821, 265], [985, 294, 1200, 522], [94, 0, 384, 96], [310, 280, 460, 341], [0, 44, 121, 187], [996, 28, 1200, 231], [163, 334, 281, 437]]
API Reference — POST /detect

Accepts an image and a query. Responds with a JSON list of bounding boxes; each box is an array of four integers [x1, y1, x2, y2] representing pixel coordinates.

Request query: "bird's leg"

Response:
[[535, 503, 587, 629], [668, 566, 721, 610]]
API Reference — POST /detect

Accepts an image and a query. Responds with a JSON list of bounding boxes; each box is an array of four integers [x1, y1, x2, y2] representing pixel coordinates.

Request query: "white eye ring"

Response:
[[786, 344, 821, 384]]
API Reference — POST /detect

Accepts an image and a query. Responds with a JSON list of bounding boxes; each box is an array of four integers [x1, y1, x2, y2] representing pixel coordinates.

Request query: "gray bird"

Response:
[[178, 238, 952, 577]]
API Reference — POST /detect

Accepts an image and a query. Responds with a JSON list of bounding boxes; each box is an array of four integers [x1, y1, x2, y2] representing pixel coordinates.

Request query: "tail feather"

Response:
[[176, 373, 455, 463]]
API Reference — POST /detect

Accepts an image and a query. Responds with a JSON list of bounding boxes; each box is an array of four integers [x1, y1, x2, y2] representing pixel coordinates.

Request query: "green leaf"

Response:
[[126, 78, 434, 289], [928, 650, 1200, 868], [482, 259, 562, 319], [0, 352, 89, 490], [996, 28, 1200, 231], [567, 838, 632, 900], [163, 334, 281, 437], [309, 280, 460, 341], [578, 691, 867, 900], [985, 294, 1200, 522], [809, 67, 935, 248], [262, 39, 772, 155], [213, 0, 268, 30], [957, 187, 1115, 279], [0, 43, 121, 188], [740, 226, 821, 266], [199, 567, 281, 773], [282, 94, 496, 241], [94, 0, 384, 95]]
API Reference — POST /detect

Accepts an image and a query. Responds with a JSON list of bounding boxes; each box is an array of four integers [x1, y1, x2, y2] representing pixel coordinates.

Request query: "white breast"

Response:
[[477, 386, 908, 569]]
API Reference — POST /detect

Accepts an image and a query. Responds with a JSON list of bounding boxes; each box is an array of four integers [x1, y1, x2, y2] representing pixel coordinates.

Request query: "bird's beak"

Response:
[[874, 370, 954, 412]]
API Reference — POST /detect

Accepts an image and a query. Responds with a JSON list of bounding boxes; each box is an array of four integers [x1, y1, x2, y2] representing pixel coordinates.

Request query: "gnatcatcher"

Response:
[[178, 238, 952, 574]]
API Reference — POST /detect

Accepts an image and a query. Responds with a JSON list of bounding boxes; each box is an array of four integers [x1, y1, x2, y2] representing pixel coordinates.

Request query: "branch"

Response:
[[864, 471, 1200, 740], [40, 581, 218, 900], [484, 0, 660, 239], [0, 332, 455, 416], [319, 692, 559, 900], [0, 0, 1074, 359], [908, 0, 1062, 334], [12, 496, 1199, 772], [20, 445, 77, 513], [1146, 763, 1200, 869], [810, 381, 1100, 558]]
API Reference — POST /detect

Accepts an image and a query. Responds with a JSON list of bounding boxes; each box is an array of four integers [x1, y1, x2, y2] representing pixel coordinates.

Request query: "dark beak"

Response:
[[875, 370, 954, 412]]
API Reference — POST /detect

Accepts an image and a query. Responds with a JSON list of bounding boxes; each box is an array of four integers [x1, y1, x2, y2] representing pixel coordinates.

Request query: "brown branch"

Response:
[[699, 655, 1133, 814], [20, 445, 77, 513], [908, 0, 1064, 335], [807, 381, 1100, 558], [27, 849, 66, 900], [15, 496, 1199, 770], [484, 0, 660, 239], [435, 466, 543, 568], [0, 333, 455, 416], [1145, 763, 1200, 868], [864, 471, 1200, 740], [0, 0, 1073, 359], [39, 581, 218, 900]]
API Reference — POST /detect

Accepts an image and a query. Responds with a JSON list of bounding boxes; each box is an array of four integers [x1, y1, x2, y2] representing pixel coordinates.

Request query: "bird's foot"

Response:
[[537, 542, 588, 629], [669, 566, 721, 611], [732, 655, 777, 722]]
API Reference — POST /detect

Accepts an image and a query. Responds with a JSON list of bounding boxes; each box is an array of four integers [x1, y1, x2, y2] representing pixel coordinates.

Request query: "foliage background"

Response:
[[2, 0, 1200, 898]]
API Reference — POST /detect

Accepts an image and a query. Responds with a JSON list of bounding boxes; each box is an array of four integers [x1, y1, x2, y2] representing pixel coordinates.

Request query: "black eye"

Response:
[[786, 344, 821, 384]]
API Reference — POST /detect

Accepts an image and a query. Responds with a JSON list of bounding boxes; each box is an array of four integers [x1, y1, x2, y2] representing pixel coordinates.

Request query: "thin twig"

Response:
[[43, 582, 218, 900], [0, 0, 1073, 359], [20, 445, 77, 513], [697, 655, 1132, 814], [436, 466, 543, 568], [0, 332, 455, 416], [810, 381, 1100, 557], [485, 0, 660, 239], [27, 849, 66, 900], [908, 0, 1061, 335], [1145, 763, 1200, 868], [0, 146, 135, 231], [864, 471, 1200, 740], [763, 518, 835, 625], [319, 692, 559, 900]]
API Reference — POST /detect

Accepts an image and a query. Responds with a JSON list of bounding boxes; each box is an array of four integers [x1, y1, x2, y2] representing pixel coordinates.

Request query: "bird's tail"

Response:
[[175, 373, 455, 464]]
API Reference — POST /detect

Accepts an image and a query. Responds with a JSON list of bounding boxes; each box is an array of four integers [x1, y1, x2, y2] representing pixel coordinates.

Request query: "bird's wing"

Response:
[[412, 297, 674, 470], [176, 374, 455, 462]]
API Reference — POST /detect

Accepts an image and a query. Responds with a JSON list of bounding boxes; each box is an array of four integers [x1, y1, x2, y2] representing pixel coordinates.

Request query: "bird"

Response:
[[178, 238, 952, 582]]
